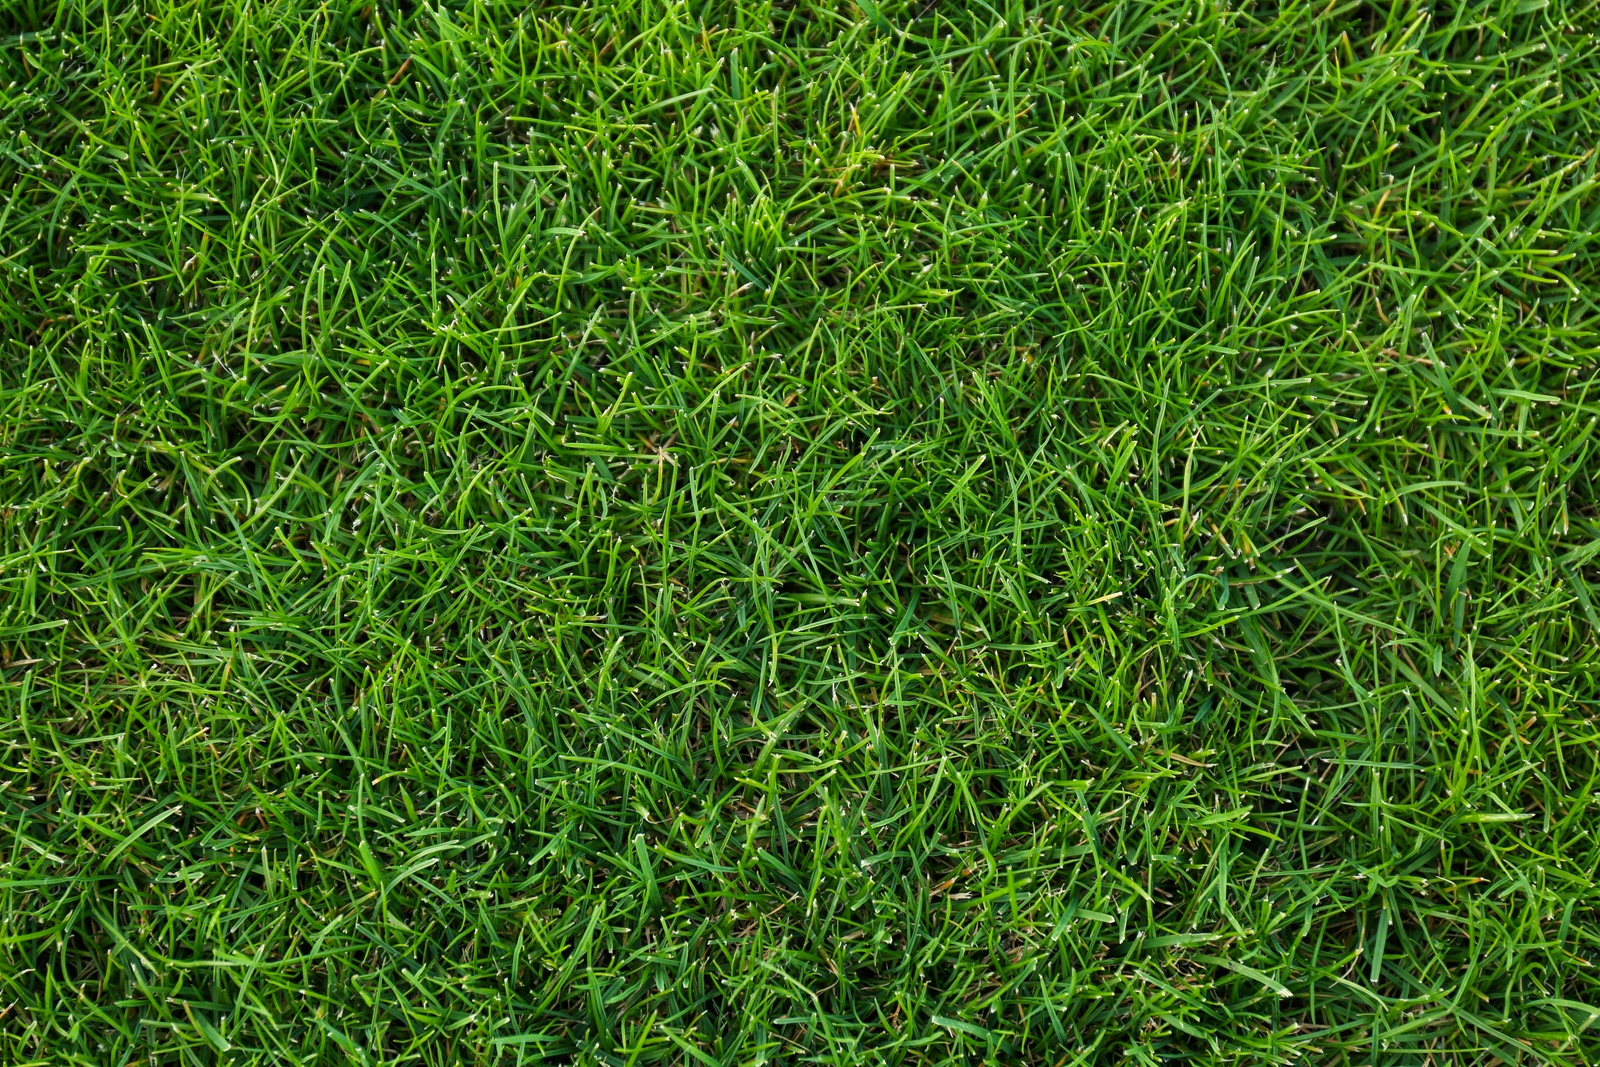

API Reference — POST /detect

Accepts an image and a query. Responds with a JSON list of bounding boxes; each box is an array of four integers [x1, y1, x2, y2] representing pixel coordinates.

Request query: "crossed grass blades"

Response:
[[3, 0, 1600, 1063]]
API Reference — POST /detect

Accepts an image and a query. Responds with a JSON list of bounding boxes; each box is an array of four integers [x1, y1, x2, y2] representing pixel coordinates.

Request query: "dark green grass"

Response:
[[4, 0, 1600, 1062]]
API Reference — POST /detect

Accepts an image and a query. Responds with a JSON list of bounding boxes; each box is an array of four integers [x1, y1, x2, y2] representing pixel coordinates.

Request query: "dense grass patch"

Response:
[[3, 0, 1600, 1062]]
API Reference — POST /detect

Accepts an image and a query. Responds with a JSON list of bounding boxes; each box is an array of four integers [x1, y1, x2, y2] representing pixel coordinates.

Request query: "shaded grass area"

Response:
[[3, 0, 1600, 1062]]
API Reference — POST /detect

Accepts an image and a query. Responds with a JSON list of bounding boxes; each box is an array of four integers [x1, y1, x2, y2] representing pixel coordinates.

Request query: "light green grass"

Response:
[[3, 0, 1600, 1063]]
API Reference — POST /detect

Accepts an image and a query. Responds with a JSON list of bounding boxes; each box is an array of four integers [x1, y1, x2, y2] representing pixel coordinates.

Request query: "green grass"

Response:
[[3, 0, 1600, 1062]]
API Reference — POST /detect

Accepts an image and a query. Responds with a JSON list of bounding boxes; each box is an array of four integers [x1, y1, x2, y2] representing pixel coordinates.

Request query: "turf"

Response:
[[3, 0, 1600, 1063]]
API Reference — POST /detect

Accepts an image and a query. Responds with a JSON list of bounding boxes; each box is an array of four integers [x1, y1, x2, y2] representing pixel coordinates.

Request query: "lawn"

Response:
[[3, 0, 1600, 1063]]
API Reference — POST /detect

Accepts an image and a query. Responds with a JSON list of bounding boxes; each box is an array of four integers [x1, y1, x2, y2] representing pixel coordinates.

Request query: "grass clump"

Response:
[[3, 0, 1600, 1063]]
